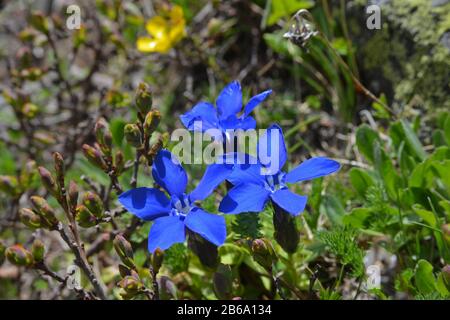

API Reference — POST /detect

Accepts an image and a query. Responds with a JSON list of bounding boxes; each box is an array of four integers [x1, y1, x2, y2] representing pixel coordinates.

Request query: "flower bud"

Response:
[[5, 245, 34, 267], [30, 12, 49, 34], [442, 265, 450, 289], [152, 248, 164, 274], [147, 135, 163, 164], [124, 124, 142, 148], [68, 181, 78, 209], [135, 82, 152, 114], [20, 160, 37, 188], [53, 152, 65, 187], [31, 239, 45, 262], [30, 196, 58, 228], [213, 264, 233, 299], [0, 175, 20, 197], [37, 167, 59, 198], [114, 151, 125, 175], [21, 103, 39, 119], [75, 205, 97, 228], [118, 273, 143, 295], [251, 238, 276, 270], [82, 191, 104, 218], [82, 144, 107, 170], [19, 208, 43, 229], [144, 110, 161, 136], [113, 234, 135, 268], [95, 118, 113, 156]]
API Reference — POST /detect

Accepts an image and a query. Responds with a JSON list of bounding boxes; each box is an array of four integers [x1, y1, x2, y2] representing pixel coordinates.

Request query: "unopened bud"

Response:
[[37, 167, 59, 198], [82, 192, 104, 218], [19, 208, 43, 229], [75, 205, 97, 228], [30, 12, 49, 34], [118, 273, 143, 294], [144, 110, 161, 136], [20, 160, 37, 188], [53, 152, 65, 187], [147, 135, 163, 164], [135, 82, 152, 114], [68, 181, 78, 209], [124, 124, 142, 148], [152, 248, 164, 274], [22, 103, 38, 119], [114, 151, 125, 175], [31, 239, 45, 262], [443, 265, 450, 289], [5, 245, 34, 267], [82, 144, 107, 170], [251, 238, 276, 270], [95, 118, 113, 156], [114, 234, 134, 268], [0, 175, 20, 197], [30, 196, 58, 228]]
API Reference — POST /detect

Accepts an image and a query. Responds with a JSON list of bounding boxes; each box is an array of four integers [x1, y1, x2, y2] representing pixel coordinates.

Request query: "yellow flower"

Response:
[[137, 5, 186, 54]]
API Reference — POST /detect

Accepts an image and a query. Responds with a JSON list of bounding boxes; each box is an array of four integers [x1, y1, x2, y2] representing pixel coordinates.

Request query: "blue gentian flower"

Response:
[[219, 124, 340, 216], [118, 149, 231, 253], [180, 81, 272, 141]]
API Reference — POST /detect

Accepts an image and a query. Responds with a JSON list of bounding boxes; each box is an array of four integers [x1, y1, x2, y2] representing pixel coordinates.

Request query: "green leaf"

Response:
[[390, 120, 427, 161], [412, 204, 436, 227], [414, 260, 437, 295], [267, 0, 314, 26], [110, 118, 126, 146], [349, 167, 376, 198], [320, 195, 345, 226], [356, 124, 381, 163]]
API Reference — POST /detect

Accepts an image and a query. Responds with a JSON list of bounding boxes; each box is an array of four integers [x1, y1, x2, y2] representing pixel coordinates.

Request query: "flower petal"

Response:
[[285, 157, 340, 183], [145, 16, 167, 39], [136, 37, 160, 53], [236, 116, 256, 130], [226, 153, 265, 186], [148, 216, 186, 253], [244, 89, 272, 117], [189, 163, 233, 202], [118, 187, 171, 221], [258, 124, 287, 174], [219, 183, 270, 214], [270, 188, 307, 216], [180, 102, 219, 132], [185, 208, 226, 246], [216, 81, 242, 120], [152, 149, 187, 196]]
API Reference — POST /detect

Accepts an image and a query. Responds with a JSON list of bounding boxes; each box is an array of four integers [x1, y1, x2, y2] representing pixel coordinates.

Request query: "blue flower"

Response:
[[180, 81, 272, 140], [118, 149, 232, 253], [219, 124, 340, 216]]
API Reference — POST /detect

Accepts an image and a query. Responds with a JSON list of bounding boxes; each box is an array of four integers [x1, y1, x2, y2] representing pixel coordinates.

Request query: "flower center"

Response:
[[171, 194, 191, 218], [264, 172, 286, 193]]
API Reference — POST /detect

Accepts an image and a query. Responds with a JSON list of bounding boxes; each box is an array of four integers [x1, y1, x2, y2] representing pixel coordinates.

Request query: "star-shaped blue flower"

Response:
[[219, 124, 340, 216], [118, 149, 232, 253], [180, 81, 272, 141]]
